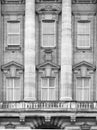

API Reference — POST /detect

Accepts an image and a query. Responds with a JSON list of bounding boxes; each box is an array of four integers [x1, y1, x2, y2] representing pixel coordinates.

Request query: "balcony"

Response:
[[0, 101, 97, 112]]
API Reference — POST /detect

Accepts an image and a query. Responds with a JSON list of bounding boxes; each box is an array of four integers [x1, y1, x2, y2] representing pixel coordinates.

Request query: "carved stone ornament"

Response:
[[1, 61, 24, 76], [81, 123, 91, 130], [36, 4, 61, 14], [72, 61, 96, 71], [5, 122, 16, 129]]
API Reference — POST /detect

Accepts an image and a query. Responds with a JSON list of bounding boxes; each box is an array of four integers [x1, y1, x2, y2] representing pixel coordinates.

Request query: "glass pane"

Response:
[[49, 78, 55, 88], [7, 34, 20, 45], [41, 88, 48, 100], [84, 88, 90, 101], [77, 22, 90, 34], [84, 78, 89, 88], [6, 78, 13, 88], [7, 22, 20, 33], [42, 78, 48, 88], [76, 78, 82, 88], [77, 35, 90, 47], [6, 88, 13, 101], [14, 88, 20, 100], [43, 21, 55, 34], [49, 89, 55, 100], [43, 35, 55, 47], [76, 88, 83, 101], [14, 78, 20, 88]]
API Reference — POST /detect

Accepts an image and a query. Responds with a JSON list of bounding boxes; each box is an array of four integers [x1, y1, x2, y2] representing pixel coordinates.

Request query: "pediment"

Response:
[[72, 61, 96, 71], [1, 61, 24, 70], [36, 62, 60, 70]]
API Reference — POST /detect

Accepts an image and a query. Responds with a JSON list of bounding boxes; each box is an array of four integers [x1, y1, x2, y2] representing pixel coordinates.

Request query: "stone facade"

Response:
[[0, 0, 96, 129]]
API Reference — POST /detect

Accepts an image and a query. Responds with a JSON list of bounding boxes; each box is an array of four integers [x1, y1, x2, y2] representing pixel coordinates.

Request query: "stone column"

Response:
[[61, 0, 72, 100], [24, 0, 36, 100]]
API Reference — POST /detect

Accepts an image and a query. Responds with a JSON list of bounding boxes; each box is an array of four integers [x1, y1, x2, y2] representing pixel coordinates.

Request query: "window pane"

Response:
[[43, 35, 55, 47], [49, 89, 55, 100], [14, 88, 20, 100], [7, 22, 20, 34], [42, 78, 48, 88], [42, 20, 55, 34], [6, 88, 13, 101], [76, 88, 83, 101], [84, 78, 89, 88], [41, 88, 48, 100], [49, 78, 55, 88], [76, 78, 82, 88], [77, 22, 90, 34], [7, 34, 20, 45], [77, 35, 90, 47], [14, 78, 20, 88], [6, 78, 13, 88], [84, 88, 90, 101]]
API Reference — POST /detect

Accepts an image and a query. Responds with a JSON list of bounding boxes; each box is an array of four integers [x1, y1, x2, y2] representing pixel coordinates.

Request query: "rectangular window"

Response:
[[76, 77, 90, 101], [7, 21, 20, 46], [77, 21, 90, 48], [6, 78, 21, 101], [42, 20, 56, 47], [41, 77, 56, 100]]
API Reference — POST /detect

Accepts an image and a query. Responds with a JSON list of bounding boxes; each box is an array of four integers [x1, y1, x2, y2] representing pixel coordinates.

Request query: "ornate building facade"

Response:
[[0, 0, 97, 129]]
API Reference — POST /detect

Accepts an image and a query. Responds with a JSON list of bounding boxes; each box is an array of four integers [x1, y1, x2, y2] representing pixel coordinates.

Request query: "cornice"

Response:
[[72, 0, 97, 4], [1, 0, 25, 4]]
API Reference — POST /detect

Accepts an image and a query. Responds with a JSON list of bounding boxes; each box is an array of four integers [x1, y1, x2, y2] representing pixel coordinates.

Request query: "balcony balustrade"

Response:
[[36, 0, 62, 3], [0, 101, 97, 112]]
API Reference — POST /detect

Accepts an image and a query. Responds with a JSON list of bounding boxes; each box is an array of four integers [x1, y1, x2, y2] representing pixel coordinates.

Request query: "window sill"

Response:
[[41, 46, 56, 49], [76, 47, 92, 52], [5, 45, 21, 51]]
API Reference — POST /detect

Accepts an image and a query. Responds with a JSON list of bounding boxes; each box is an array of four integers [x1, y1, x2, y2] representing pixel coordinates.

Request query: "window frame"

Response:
[[41, 19, 56, 48], [41, 77, 56, 101], [5, 77, 21, 101], [77, 20, 91, 49], [76, 77, 91, 101], [7, 21, 20, 46]]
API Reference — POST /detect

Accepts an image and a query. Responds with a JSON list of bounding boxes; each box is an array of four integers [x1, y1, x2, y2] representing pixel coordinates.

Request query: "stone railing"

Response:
[[0, 101, 97, 112], [36, 0, 62, 3]]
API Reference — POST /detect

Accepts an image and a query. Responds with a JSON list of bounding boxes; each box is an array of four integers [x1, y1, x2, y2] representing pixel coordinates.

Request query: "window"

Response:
[[76, 77, 91, 101], [41, 77, 56, 100], [41, 20, 56, 47], [5, 78, 21, 101], [7, 21, 20, 46], [77, 21, 90, 48]]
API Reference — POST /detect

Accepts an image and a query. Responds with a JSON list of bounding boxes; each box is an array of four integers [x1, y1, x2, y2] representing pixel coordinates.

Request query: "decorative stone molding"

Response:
[[19, 115, 25, 124], [36, 4, 61, 14], [81, 122, 91, 130], [45, 116, 51, 122], [5, 122, 16, 129], [73, 61, 96, 71], [70, 116, 76, 124], [1, 61, 24, 76], [36, 61, 60, 70], [1, 0, 25, 4], [72, 0, 97, 4]]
